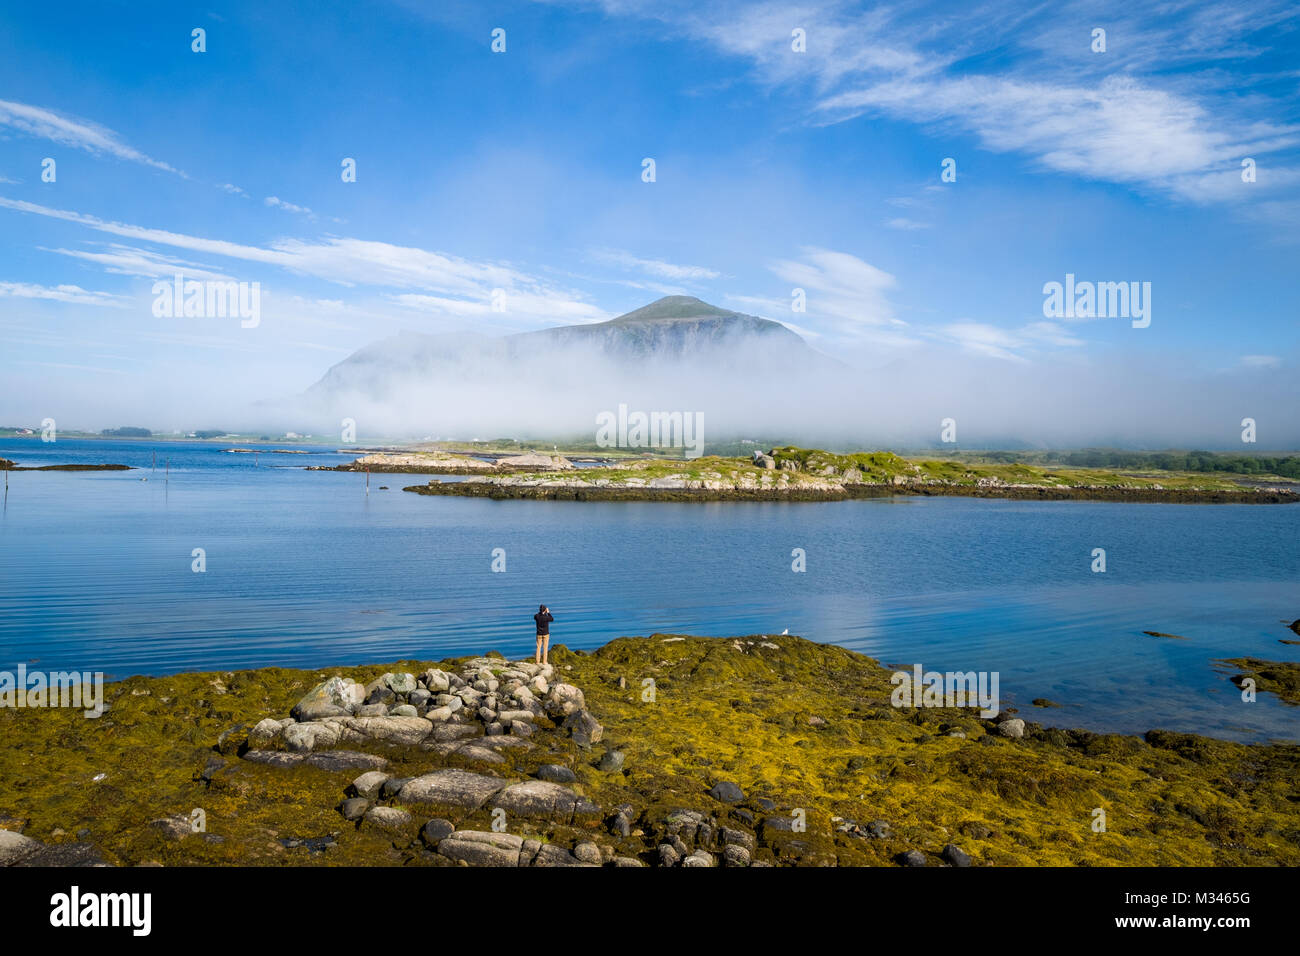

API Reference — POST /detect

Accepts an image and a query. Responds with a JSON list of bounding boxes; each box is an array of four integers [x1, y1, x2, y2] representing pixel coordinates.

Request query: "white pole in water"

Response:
[[152, 451, 156, 474], [166, 458, 169, 484], [366, 468, 370, 496]]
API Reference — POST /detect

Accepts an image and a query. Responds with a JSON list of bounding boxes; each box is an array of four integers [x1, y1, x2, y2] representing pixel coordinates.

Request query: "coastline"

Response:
[[2, 634, 1296, 868], [402, 478, 1300, 504]]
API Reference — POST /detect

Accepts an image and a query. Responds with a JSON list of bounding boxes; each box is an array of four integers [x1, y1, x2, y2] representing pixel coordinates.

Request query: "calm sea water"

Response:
[[1, 438, 1297, 742]]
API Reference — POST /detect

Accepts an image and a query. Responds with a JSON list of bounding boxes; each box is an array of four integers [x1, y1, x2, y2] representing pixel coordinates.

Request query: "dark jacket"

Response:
[[534, 610, 553, 635]]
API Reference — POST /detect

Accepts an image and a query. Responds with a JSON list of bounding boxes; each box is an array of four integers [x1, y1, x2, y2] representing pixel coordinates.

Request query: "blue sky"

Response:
[[0, 0, 1297, 440]]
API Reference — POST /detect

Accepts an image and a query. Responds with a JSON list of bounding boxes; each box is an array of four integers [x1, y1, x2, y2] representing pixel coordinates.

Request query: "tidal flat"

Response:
[[1, 635, 1297, 867]]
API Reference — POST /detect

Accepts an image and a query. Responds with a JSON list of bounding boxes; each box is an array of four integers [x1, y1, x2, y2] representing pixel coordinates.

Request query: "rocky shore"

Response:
[[1, 634, 1298, 868]]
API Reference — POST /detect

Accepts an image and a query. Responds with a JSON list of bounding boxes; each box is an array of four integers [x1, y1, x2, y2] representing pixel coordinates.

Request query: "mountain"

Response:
[[505, 296, 811, 361], [300, 295, 836, 406], [278, 295, 855, 440]]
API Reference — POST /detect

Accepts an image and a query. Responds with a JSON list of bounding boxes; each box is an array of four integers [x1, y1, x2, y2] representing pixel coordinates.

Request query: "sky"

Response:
[[0, 0, 1297, 445]]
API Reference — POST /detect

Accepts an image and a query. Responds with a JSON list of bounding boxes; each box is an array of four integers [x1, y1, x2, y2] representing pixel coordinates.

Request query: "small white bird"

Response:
[[781, 628, 789, 635]]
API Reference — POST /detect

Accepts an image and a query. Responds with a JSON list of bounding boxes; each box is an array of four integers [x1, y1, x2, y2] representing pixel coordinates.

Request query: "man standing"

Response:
[[533, 604, 554, 665]]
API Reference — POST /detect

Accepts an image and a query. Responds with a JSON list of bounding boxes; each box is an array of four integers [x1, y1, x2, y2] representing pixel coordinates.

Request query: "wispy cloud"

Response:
[[0, 99, 182, 175], [589, 247, 722, 281], [577, 0, 1300, 204], [265, 195, 315, 217], [0, 280, 129, 307]]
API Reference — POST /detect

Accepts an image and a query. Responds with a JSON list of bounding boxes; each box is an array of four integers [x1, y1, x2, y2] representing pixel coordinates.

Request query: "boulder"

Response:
[[348, 771, 390, 799], [996, 718, 1026, 739], [438, 831, 523, 867], [291, 676, 357, 721], [536, 764, 576, 784], [387, 673, 418, 695], [339, 798, 370, 821], [246, 718, 283, 749], [420, 818, 456, 846], [363, 806, 411, 829], [708, 781, 746, 804], [493, 780, 591, 823], [561, 708, 604, 747], [0, 830, 42, 865], [397, 770, 507, 810]]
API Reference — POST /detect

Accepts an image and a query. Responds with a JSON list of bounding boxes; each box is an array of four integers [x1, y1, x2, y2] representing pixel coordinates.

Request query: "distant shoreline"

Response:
[[403, 479, 1300, 505]]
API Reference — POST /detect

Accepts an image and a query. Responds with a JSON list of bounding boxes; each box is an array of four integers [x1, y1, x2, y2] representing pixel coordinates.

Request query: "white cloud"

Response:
[[589, 247, 721, 280], [576, 0, 1300, 204], [886, 217, 929, 230], [1239, 354, 1281, 368], [42, 243, 235, 281], [0, 281, 129, 307], [265, 196, 315, 217], [939, 319, 1085, 361], [0, 99, 182, 175]]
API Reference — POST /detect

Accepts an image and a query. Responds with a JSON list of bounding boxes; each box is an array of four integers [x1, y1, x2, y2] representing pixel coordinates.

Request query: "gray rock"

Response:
[[493, 780, 590, 823], [389, 704, 418, 718], [356, 703, 389, 717], [708, 781, 746, 804], [485, 722, 504, 736], [397, 770, 506, 810], [509, 720, 533, 738], [0, 830, 42, 865], [573, 842, 602, 864], [304, 751, 389, 772], [719, 827, 755, 849], [291, 676, 359, 721], [13, 842, 108, 867], [898, 849, 927, 867], [942, 843, 972, 867], [381, 776, 411, 799], [613, 856, 645, 867], [596, 750, 625, 773], [682, 849, 715, 867], [347, 771, 390, 799], [387, 673, 418, 695], [722, 844, 752, 866], [438, 831, 522, 867], [242, 750, 305, 768], [531, 843, 593, 867], [339, 798, 370, 821], [536, 764, 576, 784], [561, 708, 604, 747], [546, 683, 586, 716], [363, 806, 412, 829], [283, 721, 341, 752], [409, 689, 432, 708], [421, 669, 451, 693], [420, 818, 456, 846], [997, 718, 1026, 739], [365, 686, 396, 707], [246, 717, 284, 748], [658, 843, 680, 866]]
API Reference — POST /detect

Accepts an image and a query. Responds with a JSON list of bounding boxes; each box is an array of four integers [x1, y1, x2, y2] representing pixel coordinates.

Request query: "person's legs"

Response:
[[541, 634, 550, 666], [535, 634, 543, 664]]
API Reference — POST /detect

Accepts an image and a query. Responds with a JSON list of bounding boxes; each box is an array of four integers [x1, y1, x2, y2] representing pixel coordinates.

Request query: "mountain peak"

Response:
[[607, 295, 737, 324]]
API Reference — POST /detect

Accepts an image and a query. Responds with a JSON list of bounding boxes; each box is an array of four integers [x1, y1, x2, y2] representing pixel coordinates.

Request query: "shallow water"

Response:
[[1, 437, 1297, 742]]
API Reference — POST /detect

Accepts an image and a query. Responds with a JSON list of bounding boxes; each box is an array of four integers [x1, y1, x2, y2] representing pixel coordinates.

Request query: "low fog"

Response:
[[7, 322, 1295, 451], [246, 332, 1297, 451]]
